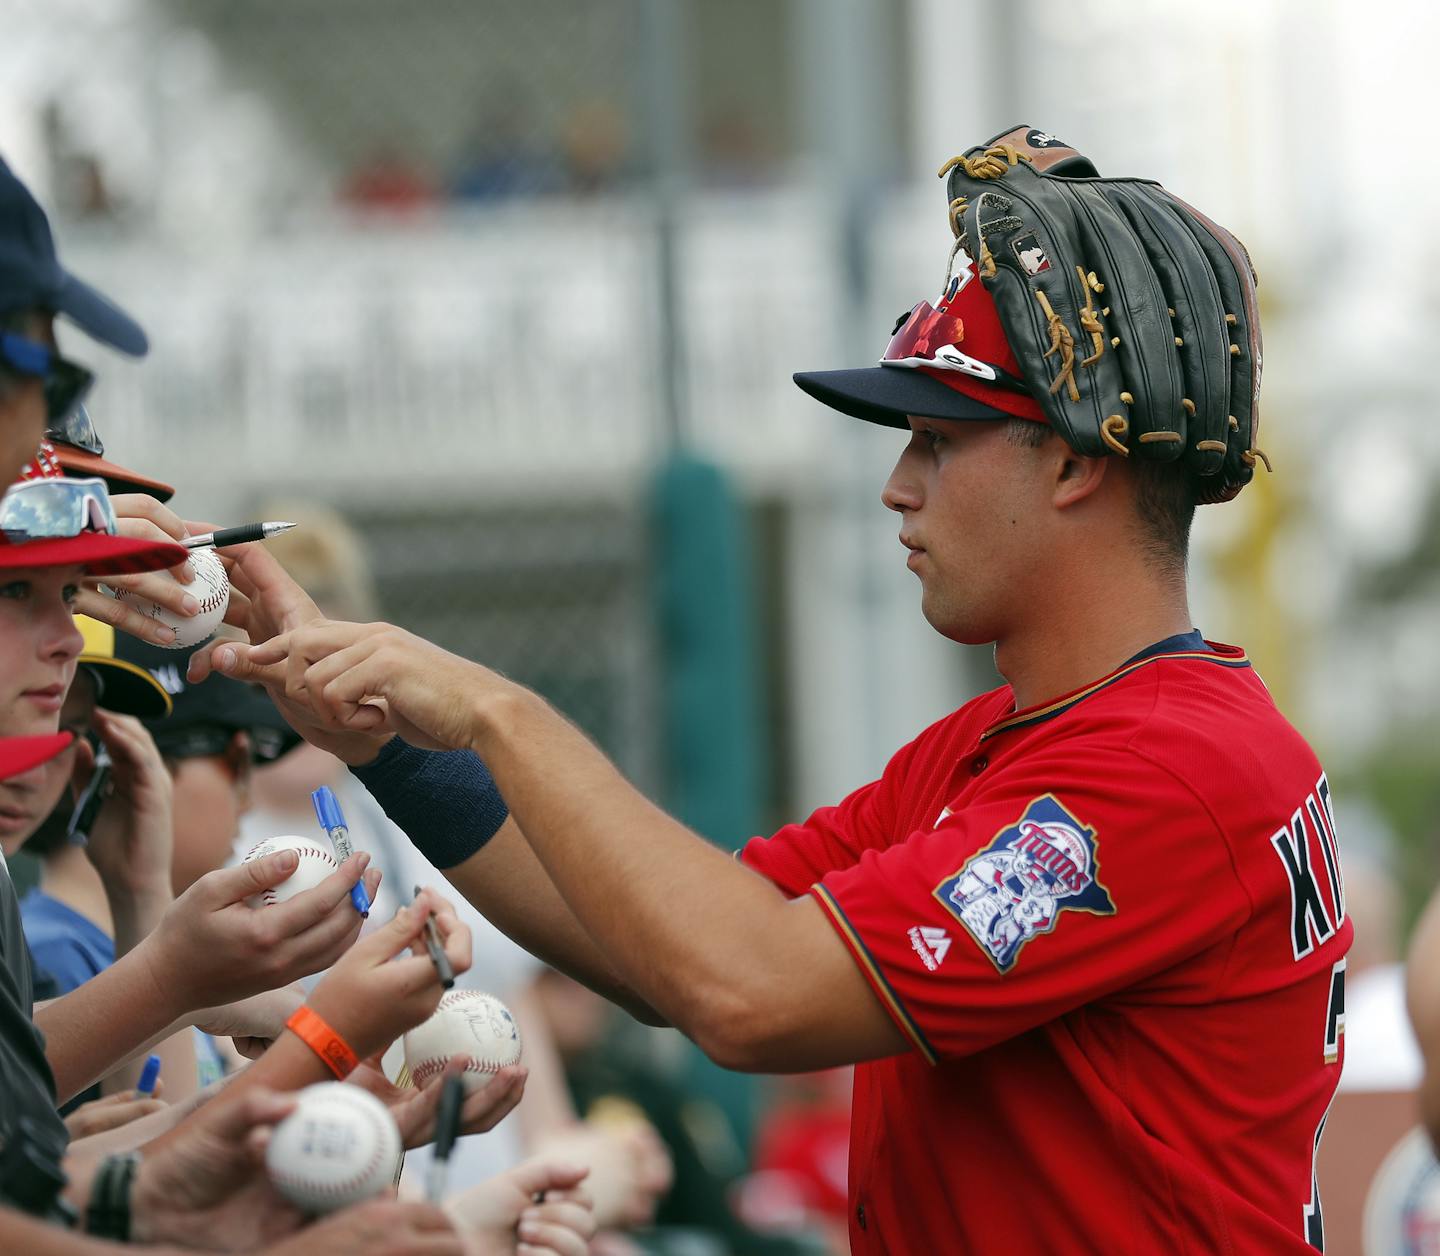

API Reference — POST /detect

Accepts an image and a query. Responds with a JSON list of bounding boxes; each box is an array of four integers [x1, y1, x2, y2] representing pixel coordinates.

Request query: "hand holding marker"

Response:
[[311, 786, 370, 915]]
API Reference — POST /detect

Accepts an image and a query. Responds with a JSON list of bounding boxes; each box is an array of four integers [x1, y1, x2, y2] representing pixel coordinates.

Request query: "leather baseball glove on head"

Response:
[[941, 124, 1267, 504]]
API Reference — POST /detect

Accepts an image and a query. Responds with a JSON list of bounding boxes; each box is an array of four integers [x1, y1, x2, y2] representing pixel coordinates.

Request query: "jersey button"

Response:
[[856, 1202, 867, 1230], [970, 754, 989, 775]]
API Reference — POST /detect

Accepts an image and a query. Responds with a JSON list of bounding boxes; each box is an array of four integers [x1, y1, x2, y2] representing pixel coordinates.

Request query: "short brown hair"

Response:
[[1002, 418, 1196, 574]]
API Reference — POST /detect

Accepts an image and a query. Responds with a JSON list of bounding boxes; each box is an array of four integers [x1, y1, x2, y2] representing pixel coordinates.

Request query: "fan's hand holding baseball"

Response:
[[445, 1160, 595, 1256], [141, 848, 380, 1015], [217, 620, 502, 754], [73, 493, 199, 647], [305, 887, 472, 1061], [348, 1054, 527, 1151], [127, 1086, 304, 1251]]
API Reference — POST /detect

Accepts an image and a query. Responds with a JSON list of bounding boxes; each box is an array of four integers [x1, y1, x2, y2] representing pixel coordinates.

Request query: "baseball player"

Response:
[[211, 127, 1351, 1253]]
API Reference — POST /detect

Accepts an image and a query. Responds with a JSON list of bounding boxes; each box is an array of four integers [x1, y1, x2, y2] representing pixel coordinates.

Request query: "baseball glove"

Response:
[[940, 125, 1266, 504]]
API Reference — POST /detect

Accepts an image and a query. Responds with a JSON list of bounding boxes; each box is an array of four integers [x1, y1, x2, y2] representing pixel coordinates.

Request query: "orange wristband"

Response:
[[285, 1006, 359, 1079]]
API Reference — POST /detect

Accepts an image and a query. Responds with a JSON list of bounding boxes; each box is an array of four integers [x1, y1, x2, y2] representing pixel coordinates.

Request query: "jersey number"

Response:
[[1303, 957, 1346, 1250]]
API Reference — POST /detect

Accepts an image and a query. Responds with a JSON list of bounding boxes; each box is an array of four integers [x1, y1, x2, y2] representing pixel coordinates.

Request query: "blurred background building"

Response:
[[3, 0, 1436, 1250]]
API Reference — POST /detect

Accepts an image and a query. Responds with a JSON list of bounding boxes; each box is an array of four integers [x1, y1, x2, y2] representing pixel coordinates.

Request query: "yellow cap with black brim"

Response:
[[76, 616, 173, 719]]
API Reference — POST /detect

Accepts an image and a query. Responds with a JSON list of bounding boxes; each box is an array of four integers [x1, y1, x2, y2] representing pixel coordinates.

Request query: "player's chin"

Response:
[[922, 598, 994, 648]]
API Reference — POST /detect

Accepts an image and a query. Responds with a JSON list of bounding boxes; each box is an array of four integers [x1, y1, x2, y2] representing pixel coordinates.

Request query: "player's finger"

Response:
[[209, 641, 290, 691], [73, 586, 178, 647], [226, 544, 324, 635], [222, 584, 254, 630]]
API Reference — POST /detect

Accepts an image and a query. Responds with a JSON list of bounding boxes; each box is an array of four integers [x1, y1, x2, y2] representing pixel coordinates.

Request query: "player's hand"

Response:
[[194, 982, 307, 1059], [305, 886, 472, 1061], [139, 848, 381, 1015], [129, 1086, 304, 1251], [347, 1054, 527, 1151], [215, 619, 502, 754], [63, 1087, 168, 1139], [445, 1159, 595, 1256], [80, 710, 175, 908], [260, 1200, 472, 1256], [188, 545, 396, 767], [73, 493, 198, 647]]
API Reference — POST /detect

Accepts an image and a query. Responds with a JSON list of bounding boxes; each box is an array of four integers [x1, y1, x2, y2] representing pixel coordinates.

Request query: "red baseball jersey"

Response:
[[742, 633, 1350, 1254]]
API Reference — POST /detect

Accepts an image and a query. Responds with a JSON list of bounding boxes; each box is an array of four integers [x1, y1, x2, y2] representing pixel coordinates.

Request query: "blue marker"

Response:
[[137, 1054, 161, 1097], [312, 786, 370, 916]]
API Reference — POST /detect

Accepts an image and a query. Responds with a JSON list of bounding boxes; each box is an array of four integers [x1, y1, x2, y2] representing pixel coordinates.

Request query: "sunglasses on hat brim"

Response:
[[0, 476, 117, 543], [882, 302, 1031, 395]]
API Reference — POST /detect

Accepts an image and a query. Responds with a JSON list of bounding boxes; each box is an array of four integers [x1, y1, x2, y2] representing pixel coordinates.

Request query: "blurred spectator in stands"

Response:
[[561, 100, 631, 196], [40, 101, 121, 223], [340, 144, 439, 217], [735, 1070, 851, 1254], [451, 92, 563, 201], [699, 108, 776, 189]]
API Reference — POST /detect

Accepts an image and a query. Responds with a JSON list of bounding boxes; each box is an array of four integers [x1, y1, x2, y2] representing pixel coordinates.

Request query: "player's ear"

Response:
[[1050, 447, 1109, 511]]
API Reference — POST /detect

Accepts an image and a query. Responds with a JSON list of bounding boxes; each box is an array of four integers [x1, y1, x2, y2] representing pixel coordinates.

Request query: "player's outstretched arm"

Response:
[[192, 539, 661, 1022], [215, 619, 910, 1072]]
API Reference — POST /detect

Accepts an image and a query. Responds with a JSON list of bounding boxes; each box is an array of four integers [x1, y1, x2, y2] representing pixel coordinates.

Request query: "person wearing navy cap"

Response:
[[0, 156, 149, 491]]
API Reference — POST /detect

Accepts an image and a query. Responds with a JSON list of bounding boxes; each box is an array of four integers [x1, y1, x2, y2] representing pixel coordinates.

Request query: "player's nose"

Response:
[[882, 451, 923, 514]]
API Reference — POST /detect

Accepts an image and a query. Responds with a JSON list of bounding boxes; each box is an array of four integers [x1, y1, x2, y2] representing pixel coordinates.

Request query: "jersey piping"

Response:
[[812, 882, 939, 1065], [979, 644, 1250, 741]]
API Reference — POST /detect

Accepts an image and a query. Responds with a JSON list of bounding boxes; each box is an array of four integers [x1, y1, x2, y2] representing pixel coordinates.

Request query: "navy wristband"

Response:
[[350, 737, 510, 869]]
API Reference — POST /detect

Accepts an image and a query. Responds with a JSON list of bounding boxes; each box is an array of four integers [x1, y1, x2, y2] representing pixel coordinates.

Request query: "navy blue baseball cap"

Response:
[[0, 157, 148, 355]]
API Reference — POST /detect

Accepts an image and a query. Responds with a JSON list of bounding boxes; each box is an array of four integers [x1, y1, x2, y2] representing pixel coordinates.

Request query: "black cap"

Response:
[[114, 634, 301, 764], [0, 158, 148, 355], [792, 366, 1012, 429]]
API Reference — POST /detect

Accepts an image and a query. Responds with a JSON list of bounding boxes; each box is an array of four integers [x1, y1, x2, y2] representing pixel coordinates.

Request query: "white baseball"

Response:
[[264, 1083, 401, 1214], [404, 990, 523, 1092], [108, 545, 229, 649], [242, 835, 339, 907]]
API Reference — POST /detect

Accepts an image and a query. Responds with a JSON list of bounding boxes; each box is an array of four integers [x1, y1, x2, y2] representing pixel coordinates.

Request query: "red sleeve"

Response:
[[740, 735, 928, 897], [810, 747, 1251, 1063]]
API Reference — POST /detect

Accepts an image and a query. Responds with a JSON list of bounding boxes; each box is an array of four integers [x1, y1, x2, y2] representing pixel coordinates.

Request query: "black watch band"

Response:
[[84, 1151, 141, 1242]]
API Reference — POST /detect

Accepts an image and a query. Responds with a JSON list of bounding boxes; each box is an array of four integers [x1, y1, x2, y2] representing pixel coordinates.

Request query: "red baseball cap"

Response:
[[793, 245, 1046, 428], [0, 732, 73, 781], [0, 459, 186, 576]]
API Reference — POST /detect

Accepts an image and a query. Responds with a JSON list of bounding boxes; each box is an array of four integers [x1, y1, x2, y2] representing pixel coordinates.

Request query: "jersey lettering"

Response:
[[1312, 774, 1345, 923], [1270, 804, 1336, 961], [1323, 957, 1345, 1065]]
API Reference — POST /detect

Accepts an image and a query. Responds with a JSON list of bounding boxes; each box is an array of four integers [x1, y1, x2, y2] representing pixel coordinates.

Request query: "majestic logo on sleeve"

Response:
[[934, 795, 1115, 972]]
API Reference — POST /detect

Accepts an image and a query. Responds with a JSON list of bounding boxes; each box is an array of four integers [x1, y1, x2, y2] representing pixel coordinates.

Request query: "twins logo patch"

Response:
[[934, 795, 1114, 972]]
